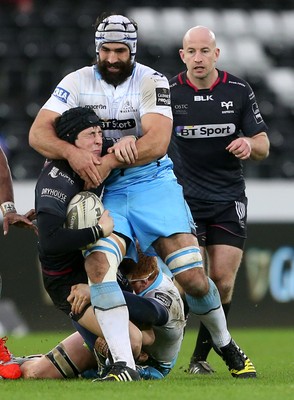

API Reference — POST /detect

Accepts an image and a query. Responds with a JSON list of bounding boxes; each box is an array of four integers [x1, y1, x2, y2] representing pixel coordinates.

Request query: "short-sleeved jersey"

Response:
[[40, 62, 195, 256], [42, 63, 172, 140], [139, 269, 186, 363], [169, 69, 268, 203], [35, 160, 102, 271]]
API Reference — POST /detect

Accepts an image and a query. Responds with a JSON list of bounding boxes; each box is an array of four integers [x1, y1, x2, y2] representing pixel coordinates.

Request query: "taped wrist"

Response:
[[91, 224, 104, 241], [0, 201, 16, 216]]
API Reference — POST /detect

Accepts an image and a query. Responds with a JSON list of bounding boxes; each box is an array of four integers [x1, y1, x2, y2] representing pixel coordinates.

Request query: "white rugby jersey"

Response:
[[42, 63, 172, 140], [140, 269, 186, 363]]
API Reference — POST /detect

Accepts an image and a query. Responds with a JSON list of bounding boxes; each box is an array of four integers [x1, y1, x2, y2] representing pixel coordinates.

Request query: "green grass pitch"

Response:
[[1, 328, 294, 400]]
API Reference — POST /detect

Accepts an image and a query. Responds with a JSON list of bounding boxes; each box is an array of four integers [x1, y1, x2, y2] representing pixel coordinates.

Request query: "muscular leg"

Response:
[[84, 233, 136, 369], [20, 332, 96, 379], [74, 307, 142, 360], [154, 234, 231, 349], [191, 244, 243, 364], [208, 244, 242, 303]]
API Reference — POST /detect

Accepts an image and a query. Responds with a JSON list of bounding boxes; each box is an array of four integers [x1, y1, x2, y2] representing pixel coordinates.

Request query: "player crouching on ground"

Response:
[[6, 248, 186, 380], [97, 246, 186, 380]]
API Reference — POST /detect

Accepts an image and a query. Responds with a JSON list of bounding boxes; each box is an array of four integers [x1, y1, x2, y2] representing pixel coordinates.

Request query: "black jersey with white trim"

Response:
[[168, 69, 268, 203]]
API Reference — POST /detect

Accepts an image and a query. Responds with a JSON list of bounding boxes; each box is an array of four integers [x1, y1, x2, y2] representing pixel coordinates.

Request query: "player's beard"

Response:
[[97, 59, 134, 86]]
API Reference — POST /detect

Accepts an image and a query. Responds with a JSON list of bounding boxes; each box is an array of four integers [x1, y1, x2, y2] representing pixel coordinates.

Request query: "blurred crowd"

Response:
[[1, 0, 294, 179]]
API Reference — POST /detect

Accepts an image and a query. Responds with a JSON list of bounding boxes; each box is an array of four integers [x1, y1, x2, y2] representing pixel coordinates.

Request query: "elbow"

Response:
[[262, 138, 270, 159], [251, 136, 270, 160], [260, 143, 270, 160], [39, 233, 61, 254], [28, 128, 37, 150]]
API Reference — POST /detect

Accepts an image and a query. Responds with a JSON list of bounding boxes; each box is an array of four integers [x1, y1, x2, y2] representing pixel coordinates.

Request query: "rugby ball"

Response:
[[66, 191, 104, 229]]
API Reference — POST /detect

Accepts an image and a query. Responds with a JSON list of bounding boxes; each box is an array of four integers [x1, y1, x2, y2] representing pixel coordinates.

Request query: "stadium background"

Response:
[[1, 0, 294, 332]]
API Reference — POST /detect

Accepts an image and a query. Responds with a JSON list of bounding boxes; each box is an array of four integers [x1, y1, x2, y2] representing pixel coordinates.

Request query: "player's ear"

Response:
[[214, 47, 220, 62], [179, 49, 185, 63]]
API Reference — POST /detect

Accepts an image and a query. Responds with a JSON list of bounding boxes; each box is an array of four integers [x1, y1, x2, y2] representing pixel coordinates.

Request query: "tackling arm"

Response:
[[96, 113, 173, 182], [29, 109, 103, 187]]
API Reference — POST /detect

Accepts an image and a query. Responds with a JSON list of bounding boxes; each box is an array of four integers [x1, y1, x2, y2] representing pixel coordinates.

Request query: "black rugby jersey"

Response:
[[35, 160, 103, 272], [168, 69, 268, 203]]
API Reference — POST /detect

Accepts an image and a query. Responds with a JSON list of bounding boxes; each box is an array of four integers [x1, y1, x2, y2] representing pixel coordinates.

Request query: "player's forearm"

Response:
[[134, 133, 170, 164], [103, 137, 167, 172], [249, 132, 270, 161], [29, 125, 74, 160], [0, 152, 14, 204], [29, 109, 71, 160], [38, 212, 97, 254]]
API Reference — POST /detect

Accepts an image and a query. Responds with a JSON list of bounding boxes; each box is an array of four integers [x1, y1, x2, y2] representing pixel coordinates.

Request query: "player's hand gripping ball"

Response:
[[66, 191, 104, 229]]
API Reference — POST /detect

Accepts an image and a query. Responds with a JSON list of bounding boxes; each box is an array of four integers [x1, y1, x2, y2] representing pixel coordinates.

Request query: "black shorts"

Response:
[[42, 267, 88, 316], [191, 195, 248, 250]]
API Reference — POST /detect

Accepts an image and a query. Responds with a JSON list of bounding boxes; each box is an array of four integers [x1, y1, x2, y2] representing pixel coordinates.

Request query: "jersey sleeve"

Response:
[[240, 83, 268, 137], [123, 291, 169, 327], [139, 72, 173, 120], [35, 164, 80, 220], [143, 289, 173, 314], [41, 70, 81, 114], [37, 212, 96, 254]]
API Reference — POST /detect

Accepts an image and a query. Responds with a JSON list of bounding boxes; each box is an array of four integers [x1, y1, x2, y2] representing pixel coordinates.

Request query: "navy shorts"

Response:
[[191, 195, 248, 250], [42, 267, 88, 316]]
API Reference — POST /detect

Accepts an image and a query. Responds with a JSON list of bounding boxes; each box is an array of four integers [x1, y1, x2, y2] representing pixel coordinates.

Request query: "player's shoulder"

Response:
[[169, 73, 180, 85], [222, 70, 251, 91], [134, 62, 169, 85], [62, 65, 93, 78], [41, 160, 76, 183], [169, 71, 187, 92], [157, 273, 181, 296]]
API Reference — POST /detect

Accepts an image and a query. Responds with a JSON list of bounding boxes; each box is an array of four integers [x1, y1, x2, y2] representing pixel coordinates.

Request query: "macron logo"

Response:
[[53, 87, 70, 103]]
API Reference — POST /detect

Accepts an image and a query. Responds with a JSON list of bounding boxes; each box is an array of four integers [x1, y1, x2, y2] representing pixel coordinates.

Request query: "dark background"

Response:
[[1, 0, 294, 179]]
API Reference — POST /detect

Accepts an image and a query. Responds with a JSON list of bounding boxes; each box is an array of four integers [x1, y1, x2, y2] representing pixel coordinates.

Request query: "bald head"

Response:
[[179, 25, 220, 88], [183, 25, 216, 49]]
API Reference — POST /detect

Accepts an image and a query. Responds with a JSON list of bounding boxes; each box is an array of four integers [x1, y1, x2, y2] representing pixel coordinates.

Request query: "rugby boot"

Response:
[[93, 361, 141, 382], [0, 337, 22, 379], [220, 339, 256, 378], [188, 358, 215, 375]]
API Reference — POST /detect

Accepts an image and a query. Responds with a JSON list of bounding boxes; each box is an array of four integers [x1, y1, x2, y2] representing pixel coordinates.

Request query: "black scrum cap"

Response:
[[55, 107, 102, 144]]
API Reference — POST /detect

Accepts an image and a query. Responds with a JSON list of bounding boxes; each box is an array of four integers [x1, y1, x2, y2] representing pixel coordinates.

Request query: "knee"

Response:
[[129, 325, 143, 360], [21, 361, 40, 379], [215, 281, 234, 302], [85, 235, 126, 283], [176, 268, 209, 297], [210, 274, 235, 300]]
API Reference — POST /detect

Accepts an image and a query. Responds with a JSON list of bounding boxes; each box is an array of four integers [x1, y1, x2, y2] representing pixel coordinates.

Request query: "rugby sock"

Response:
[[90, 282, 135, 369], [185, 277, 221, 315], [198, 307, 231, 349], [185, 278, 231, 348], [192, 303, 231, 360]]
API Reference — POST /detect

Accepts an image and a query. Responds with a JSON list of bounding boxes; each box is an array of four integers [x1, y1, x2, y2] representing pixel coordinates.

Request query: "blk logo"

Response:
[[194, 95, 213, 102]]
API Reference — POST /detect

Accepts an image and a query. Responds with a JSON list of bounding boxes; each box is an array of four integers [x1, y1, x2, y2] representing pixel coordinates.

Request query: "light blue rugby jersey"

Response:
[[42, 62, 174, 189]]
